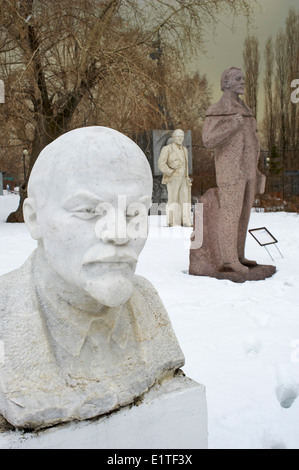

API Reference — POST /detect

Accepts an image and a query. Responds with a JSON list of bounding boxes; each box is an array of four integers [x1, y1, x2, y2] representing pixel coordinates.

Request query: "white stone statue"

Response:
[[0, 126, 184, 429], [158, 129, 192, 227]]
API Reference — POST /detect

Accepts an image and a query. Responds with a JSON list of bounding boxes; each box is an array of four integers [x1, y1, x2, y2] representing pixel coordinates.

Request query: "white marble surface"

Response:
[[0, 127, 185, 429], [158, 130, 192, 227], [0, 374, 208, 449]]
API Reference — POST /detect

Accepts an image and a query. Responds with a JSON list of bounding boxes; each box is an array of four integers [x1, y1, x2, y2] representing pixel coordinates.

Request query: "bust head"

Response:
[[220, 67, 245, 95], [23, 126, 153, 309]]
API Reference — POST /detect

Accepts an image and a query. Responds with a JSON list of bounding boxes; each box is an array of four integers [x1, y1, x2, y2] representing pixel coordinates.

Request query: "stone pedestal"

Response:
[[0, 374, 208, 449], [189, 188, 276, 283], [190, 263, 276, 283]]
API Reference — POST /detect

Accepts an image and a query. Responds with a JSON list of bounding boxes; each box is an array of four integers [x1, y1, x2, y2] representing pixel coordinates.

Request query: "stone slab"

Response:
[[189, 188, 221, 276], [0, 373, 208, 449], [189, 187, 276, 282], [189, 263, 276, 283]]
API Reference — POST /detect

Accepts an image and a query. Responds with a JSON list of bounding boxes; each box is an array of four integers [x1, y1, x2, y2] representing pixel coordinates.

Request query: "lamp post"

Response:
[[22, 148, 28, 182]]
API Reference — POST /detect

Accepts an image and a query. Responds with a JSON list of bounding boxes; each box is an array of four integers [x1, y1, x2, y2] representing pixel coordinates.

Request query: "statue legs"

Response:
[[166, 177, 192, 227], [218, 178, 256, 273], [237, 179, 257, 267]]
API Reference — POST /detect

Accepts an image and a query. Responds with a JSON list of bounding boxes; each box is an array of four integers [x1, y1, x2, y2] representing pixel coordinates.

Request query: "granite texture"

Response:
[[189, 68, 274, 279], [189, 188, 276, 282]]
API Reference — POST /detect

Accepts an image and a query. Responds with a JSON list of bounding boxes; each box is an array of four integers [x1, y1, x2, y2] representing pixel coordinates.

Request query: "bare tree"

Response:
[[285, 7, 299, 168], [242, 35, 260, 118], [0, 0, 256, 221], [165, 70, 212, 130], [274, 29, 290, 170], [261, 7, 299, 176], [262, 37, 275, 152]]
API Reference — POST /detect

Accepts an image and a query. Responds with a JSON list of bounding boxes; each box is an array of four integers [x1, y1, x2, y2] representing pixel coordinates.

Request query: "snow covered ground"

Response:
[[0, 192, 299, 449]]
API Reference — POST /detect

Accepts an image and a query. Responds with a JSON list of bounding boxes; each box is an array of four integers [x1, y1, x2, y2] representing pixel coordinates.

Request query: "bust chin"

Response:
[[83, 272, 134, 307], [35, 245, 135, 310]]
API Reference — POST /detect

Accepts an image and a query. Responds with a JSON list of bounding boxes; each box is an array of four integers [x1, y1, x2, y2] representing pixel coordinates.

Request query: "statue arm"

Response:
[[184, 148, 192, 183], [158, 146, 174, 177], [202, 115, 243, 149]]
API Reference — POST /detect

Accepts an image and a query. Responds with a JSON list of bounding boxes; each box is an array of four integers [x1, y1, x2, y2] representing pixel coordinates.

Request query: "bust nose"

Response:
[[101, 230, 129, 246], [95, 211, 130, 245]]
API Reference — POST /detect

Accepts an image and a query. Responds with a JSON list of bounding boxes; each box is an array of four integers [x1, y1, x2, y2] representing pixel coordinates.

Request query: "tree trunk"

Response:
[[6, 182, 27, 223], [6, 117, 53, 222]]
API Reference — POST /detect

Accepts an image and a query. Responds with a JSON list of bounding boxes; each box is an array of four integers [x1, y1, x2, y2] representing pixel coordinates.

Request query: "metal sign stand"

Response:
[[249, 227, 283, 262]]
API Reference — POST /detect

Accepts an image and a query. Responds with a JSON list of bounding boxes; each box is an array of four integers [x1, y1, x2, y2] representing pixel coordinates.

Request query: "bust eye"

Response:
[[73, 207, 97, 219]]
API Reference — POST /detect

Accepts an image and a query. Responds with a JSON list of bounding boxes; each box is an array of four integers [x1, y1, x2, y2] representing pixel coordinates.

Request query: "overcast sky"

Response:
[[192, 0, 299, 121]]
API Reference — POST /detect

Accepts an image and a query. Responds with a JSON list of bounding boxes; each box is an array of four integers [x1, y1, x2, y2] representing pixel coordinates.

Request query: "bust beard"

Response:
[[83, 272, 134, 308], [35, 246, 136, 313]]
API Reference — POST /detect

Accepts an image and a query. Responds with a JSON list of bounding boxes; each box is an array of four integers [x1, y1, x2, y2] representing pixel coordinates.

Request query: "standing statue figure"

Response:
[[189, 67, 275, 282], [158, 129, 192, 227], [202, 67, 265, 274]]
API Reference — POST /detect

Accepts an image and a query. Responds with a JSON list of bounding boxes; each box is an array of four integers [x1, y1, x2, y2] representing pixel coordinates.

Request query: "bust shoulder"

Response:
[[131, 274, 178, 333]]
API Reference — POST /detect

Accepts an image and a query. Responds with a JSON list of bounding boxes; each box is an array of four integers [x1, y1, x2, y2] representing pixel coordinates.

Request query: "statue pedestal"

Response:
[[0, 374, 208, 449], [189, 188, 276, 282]]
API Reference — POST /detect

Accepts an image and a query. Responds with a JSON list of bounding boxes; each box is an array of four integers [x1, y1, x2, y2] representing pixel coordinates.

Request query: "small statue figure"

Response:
[[158, 129, 192, 227]]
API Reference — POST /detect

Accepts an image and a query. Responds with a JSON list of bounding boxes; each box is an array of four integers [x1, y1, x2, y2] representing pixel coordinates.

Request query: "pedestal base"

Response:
[[189, 263, 276, 283], [189, 188, 276, 283], [0, 373, 208, 449]]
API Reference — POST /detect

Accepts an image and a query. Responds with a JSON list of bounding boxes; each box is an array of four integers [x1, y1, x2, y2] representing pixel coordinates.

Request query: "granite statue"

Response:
[[189, 67, 275, 281], [0, 126, 184, 429]]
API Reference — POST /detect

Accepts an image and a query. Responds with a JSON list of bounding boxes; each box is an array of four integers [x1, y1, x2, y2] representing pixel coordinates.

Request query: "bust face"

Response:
[[26, 127, 152, 308], [225, 69, 245, 95]]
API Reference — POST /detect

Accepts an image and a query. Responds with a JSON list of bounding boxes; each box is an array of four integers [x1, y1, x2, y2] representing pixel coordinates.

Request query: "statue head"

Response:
[[220, 67, 245, 95], [172, 129, 185, 146], [23, 126, 153, 308]]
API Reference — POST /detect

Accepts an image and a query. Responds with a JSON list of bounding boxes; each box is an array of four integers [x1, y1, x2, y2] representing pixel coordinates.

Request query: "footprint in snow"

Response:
[[244, 336, 262, 357], [276, 383, 299, 409]]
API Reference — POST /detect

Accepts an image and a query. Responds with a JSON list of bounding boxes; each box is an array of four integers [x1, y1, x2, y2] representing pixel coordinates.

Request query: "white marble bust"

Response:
[[0, 126, 184, 429]]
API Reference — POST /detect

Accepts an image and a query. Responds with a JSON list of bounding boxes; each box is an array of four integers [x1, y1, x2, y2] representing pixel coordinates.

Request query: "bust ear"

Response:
[[224, 79, 231, 89], [23, 198, 42, 240]]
